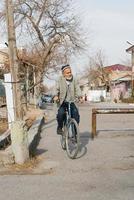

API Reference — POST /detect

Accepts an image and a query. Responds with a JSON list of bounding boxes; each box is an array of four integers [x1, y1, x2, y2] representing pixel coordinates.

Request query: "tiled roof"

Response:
[[104, 64, 131, 71], [109, 72, 132, 81]]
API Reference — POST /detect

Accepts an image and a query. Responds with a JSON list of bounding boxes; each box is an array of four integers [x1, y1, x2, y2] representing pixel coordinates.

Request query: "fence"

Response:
[[92, 108, 134, 139]]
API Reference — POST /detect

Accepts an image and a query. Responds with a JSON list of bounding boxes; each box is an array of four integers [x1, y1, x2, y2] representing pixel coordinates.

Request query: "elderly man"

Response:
[[54, 64, 82, 135]]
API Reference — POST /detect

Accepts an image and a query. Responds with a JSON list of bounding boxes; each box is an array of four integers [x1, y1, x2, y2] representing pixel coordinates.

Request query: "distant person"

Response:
[[84, 94, 87, 101], [53, 64, 82, 135]]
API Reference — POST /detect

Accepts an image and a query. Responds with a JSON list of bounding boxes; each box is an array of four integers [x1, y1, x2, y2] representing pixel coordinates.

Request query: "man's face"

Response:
[[63, 67, 73, 80]]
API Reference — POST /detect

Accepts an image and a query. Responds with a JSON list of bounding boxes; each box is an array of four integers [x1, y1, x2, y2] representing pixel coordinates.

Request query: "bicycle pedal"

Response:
[[71, 137, 77, 143]]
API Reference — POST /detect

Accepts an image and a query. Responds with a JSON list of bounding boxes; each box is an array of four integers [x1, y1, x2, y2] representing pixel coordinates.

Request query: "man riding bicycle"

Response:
[[53, 64, 82, 135]]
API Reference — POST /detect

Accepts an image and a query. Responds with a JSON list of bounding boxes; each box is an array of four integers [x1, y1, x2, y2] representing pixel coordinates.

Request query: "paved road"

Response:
[[0, 102, 134, 200]]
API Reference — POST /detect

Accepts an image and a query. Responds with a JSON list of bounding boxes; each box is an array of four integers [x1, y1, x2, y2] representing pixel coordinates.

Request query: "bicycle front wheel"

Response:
[[65, 118, 80, 159], [60, 125, 66, 150]]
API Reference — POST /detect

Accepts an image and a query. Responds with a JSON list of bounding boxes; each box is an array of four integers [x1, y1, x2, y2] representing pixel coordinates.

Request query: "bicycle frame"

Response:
[[64, 102, 73, 137], [64, 102, 71, 123]]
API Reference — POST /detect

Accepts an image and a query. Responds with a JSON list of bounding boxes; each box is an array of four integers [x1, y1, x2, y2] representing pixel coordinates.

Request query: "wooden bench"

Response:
[[92, 108, 134, 139]]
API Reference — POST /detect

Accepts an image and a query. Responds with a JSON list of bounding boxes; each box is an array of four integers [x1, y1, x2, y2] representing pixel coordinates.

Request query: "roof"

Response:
[[104, 64, 131, 72], [109, 71, 132, 82], [111, 74, 132, 82], [126, 45, 134, 53]]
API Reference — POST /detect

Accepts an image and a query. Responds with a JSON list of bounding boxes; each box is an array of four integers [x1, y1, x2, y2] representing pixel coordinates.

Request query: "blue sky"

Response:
[[71, 0, 134, 72]]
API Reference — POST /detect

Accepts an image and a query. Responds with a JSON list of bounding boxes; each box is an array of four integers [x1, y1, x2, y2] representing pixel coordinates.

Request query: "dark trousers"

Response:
[[57, 102, 80, 129]]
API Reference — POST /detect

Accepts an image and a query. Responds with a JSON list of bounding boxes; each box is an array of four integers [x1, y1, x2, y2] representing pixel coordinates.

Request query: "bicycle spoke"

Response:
[[60, 126, 66, 150], [66, 118, 79, 159]]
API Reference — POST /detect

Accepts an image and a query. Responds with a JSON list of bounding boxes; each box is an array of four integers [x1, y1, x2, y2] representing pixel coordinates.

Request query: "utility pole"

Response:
[[5, 0, 22, 120], [126, 43, 134, 96]]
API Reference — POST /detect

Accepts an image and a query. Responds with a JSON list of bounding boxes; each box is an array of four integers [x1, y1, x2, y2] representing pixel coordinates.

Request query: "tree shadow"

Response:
[[35, 148, 48, 156], [76, 131, 91, 159], [45, 118, 56, 125], [41, 118, 57, 130]]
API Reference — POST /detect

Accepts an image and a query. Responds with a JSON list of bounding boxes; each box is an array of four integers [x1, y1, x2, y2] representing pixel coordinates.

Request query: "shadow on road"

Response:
[[41, 118, 57, 130], [35, 148, 48, 156], [45, 118, 56, 125], [76, 131, 91, 159]]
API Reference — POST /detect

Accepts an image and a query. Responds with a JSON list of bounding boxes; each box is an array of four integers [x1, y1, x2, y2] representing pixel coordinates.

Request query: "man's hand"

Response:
[[53, 96, 59, 101]]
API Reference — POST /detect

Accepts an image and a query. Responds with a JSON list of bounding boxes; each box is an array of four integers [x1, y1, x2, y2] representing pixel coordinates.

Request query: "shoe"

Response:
[[71, 136, 77, 143], [57, 127, 63, 135]]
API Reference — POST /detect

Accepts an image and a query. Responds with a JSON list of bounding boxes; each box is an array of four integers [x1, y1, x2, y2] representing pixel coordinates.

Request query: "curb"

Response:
[[0, 116, 45, 165]]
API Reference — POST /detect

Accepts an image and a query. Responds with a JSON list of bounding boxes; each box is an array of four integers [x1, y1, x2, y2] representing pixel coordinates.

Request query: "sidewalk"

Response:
[[0, 108, 45, 168]]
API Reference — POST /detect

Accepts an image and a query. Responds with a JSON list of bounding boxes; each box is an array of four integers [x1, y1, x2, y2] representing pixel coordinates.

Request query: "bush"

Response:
[[122, 97, 134, 103]]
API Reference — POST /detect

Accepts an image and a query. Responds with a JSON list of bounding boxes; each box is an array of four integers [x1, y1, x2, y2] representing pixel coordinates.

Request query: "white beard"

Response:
[[66, 76, 73, 81]]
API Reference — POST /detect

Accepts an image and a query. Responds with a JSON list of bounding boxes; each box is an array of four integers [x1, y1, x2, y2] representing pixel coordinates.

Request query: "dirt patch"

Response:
[[0, 155, 54, 175], [0, 119, 8, 135]]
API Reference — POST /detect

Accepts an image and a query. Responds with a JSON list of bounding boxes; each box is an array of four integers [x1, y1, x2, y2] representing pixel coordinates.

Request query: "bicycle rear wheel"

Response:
[[65, 118, 80, 159]]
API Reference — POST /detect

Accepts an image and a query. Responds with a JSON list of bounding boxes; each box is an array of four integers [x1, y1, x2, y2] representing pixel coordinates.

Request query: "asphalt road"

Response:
[[0, 102, 134, 200]]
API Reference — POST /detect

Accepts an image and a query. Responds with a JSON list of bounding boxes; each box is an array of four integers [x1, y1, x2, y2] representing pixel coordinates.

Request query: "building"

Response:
[[104, 64, 132, 101], [79, 64, 132, 102], [0, 47, 40, 107]]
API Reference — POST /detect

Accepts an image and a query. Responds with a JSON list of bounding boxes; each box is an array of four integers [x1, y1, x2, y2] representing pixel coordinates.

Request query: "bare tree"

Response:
[[0, 0, 87, 98], [1, 0, 85, 75], [85, 50, 110, 90]]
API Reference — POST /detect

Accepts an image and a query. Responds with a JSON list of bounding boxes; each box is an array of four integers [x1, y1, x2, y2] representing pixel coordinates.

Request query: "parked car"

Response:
[[42, 94, 53, 103], [37, 94, 53, 109]]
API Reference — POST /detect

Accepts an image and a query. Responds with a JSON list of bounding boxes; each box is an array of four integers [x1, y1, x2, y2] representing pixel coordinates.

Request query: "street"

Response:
[[0, 102, 134, 200]]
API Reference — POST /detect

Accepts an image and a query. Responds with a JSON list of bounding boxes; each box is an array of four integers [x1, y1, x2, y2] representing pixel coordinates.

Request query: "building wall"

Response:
[[111, 82, 129, 101]]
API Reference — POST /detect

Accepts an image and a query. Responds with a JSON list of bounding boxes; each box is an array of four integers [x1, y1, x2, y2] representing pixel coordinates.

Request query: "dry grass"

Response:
[[0, 119, 8, 135], [0, 156, 38, 175], [0, 156, 54, 175], [24, 108, 45, 129], [9, 156, 39, 171]]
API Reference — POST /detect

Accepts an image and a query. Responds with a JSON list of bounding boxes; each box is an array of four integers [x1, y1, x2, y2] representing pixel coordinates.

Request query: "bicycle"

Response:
[[60, 102, 80, 159]]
